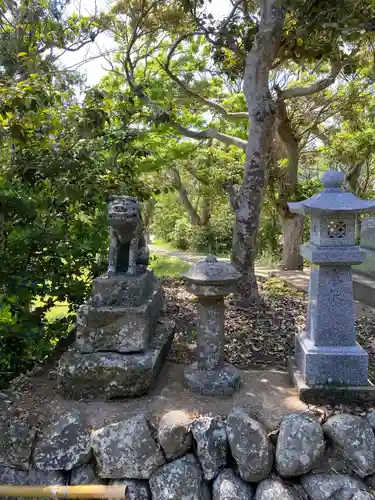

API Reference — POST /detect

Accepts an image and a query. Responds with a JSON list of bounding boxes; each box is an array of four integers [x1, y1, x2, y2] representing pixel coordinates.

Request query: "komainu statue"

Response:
[[107, 195, 149, 276]]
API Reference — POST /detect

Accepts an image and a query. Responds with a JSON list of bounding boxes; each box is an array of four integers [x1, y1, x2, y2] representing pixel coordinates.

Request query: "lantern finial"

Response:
[[322, 170, 345, 189]]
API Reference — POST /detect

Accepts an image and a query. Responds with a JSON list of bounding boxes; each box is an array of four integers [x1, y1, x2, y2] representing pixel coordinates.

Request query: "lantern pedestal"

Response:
[[288, 358, 375, 405]]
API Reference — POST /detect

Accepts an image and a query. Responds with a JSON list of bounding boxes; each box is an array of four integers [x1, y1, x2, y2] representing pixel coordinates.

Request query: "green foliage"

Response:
[[151, 191, 234, 255], [0, 0, 152, 385]]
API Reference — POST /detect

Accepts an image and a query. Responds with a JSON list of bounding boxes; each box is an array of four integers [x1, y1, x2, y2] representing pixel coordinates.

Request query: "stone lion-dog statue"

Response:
[[107, 195, 149, 276]]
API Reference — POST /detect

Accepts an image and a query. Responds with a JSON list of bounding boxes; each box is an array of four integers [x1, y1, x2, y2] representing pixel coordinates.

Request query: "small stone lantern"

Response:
[[181, 255, 241, 396], [288, 169, 375, 403]]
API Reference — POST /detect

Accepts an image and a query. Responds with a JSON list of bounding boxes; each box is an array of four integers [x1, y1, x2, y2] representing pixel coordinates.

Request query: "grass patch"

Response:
[[261, 277, 305, 299], [151, 238, 177, 250], [149, 255, 189, 277]]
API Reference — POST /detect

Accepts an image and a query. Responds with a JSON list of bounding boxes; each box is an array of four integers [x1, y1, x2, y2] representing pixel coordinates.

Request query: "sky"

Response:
[[60, 0, 232, 86]]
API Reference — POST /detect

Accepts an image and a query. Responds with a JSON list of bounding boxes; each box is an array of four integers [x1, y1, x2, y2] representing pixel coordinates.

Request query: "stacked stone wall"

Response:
[[2, 407, 375, 499]]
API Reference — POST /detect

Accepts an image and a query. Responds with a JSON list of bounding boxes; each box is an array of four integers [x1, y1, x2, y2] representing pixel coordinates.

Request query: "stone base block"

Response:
[[295, 333, 368, 386], [57, 318, 175, 400], [288, 357, 375, 405], [76, 288, 162, 353], [184, 363, 240, 396], [91, 269, 155, 307]]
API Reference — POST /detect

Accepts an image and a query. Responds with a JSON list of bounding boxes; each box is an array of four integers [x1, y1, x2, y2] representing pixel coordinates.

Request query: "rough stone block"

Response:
[[91, 415, 165, 479], [226, 407, 274, 483], [0, 418, 35, 470], [76, 287, 162, 353], [149, 454, 209, 500], [323, 414, 375, 477], [191, 416, 227, 481], [157, 410, 193, 460], [91, 270, 155, 307], [34, 410, 92, 471], [276, 412, 325, 477], [57, 318, 175, 400]]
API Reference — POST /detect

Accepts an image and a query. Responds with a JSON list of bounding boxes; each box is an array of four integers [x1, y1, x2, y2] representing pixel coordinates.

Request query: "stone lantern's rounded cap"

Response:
[[181, 255, 241, 285], [288, 169, 375, 215]]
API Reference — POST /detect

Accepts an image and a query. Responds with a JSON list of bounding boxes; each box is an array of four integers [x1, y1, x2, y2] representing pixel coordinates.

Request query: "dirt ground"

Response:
[[165, 277, 375, 379], [3, 276, 375, 432]]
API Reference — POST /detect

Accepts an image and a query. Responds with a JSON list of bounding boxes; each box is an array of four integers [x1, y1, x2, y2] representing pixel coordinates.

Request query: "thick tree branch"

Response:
[[167, 167, 203, 225], [222, 181, 239, 211], [280, 59, 342, 99], [275, 96, 299, 196], [162, 64, 248, 121], [171, 121, 247, 150]]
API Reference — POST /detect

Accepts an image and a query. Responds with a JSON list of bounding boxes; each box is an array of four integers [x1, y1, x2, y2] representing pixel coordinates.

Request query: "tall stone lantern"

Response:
[[288, 169, 375, 404], [181, 255, 241, 396]]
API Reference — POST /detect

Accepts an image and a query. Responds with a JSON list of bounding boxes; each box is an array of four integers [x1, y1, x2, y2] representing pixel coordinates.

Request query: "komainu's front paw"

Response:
[[126, 266, 136, 276], [107, 268, 116, 277]]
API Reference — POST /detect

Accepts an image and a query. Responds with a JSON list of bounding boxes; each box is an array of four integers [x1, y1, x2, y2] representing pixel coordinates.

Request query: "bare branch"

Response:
[[280, 59, 342, 99], [167, 167, 203, 225], [222, 181, 239, 211], [171, 121, 247, 150]]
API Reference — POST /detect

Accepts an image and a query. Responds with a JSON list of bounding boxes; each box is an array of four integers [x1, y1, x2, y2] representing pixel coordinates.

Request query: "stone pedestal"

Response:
[[288, 170, 375, 404], [57, 270, 174, 400], [182, 256, 241, 396]]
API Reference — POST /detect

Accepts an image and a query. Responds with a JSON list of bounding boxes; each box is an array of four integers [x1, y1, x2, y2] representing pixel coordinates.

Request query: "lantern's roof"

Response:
[[288, 170, 375, 215], [181, 255, 241, 285]]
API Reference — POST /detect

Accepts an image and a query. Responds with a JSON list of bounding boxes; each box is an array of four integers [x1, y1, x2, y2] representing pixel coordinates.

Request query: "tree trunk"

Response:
[[231, 0, 284, 307], [280, 213, 305, 270]]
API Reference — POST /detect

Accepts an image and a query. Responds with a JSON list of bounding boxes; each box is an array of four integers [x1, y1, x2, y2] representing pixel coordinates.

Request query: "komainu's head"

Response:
[[108, 195, 140, 226]]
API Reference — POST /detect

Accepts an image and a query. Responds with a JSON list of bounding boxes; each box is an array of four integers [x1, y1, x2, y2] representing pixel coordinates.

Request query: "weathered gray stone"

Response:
[[149, 454, 209, 500], [213, 469, 254, 500], [69, 464, 105, 485], [276, 412, 325, 477], [255, 478, 301, 500], [0, 418, 35, 470], [157, 410, 192, 460], [58, 318, 174, 399], [91, 270, 154, 308], [184, 363, 241, 397], [76, 288, 162, 353], [191, 416, 227, 481], [182, 256, 241, 396], [301, 473, 365, 500], [352, 492, 375, 500], [357, 218, 375, 279], [106, 195, 149, 276], [323, 414, 375, 477], [109, 479, 150, 500], [0, 465, 65, 500], [91, 415, 165, 479], [367, 412, 375, 431], [34, 410, 91, 471], [226, 407, 273, 483]]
